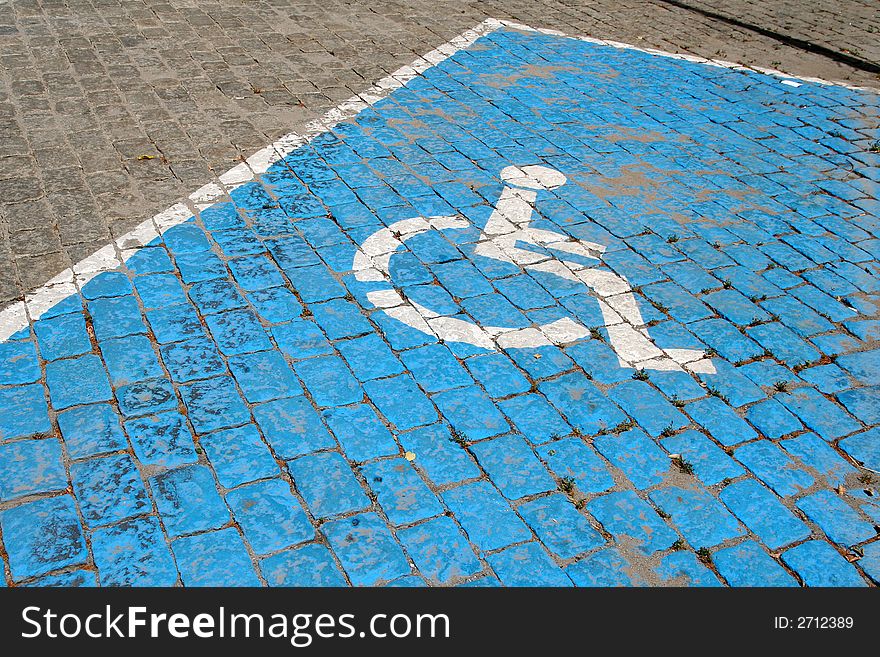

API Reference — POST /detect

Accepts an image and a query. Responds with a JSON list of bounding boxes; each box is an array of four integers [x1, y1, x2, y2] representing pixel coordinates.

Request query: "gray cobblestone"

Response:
[[681, 0, 880, 66]]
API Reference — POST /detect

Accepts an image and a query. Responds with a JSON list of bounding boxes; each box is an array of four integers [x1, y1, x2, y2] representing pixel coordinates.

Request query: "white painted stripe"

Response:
[[26, 281, 77, 319], [0, 16, 874, 342], [365, 289, 405, 309], [0, 301, 27, 339], [0, 18, 504, 341], [686, 358, 718, 374], [541, 317, 591, 345]]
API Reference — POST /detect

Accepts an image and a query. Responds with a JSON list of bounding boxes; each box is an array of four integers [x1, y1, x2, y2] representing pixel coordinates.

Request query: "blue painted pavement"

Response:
[[0, 26, 878, 587]]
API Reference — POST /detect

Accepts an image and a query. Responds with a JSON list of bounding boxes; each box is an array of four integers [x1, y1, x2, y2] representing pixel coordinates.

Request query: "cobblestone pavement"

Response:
[[677, 0, 880, 67], [0, 20, 878, 587], [1, 1, 879, 308]]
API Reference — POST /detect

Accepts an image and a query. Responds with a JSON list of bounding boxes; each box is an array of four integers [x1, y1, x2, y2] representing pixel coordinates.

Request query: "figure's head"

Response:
[[499, 164, 566, 190]]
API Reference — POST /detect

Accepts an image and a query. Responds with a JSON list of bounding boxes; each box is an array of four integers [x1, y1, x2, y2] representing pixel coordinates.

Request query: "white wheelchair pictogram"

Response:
[[353, 165, 714, 373]]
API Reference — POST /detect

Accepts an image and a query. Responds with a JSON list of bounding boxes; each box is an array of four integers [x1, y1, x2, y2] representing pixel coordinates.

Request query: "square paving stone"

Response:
[[99, 334, 164, 386], [287, 451, 369, 518], [188, 279, 248, 315], [486, 543, 572, 587], [145, 303, 204, 344], [508, 342, 575, 380], [124, 411, 198, 468], [310, 298, 373, 339], [172, 528, 261, 586], [46, 354, 112, 409], [0, 385, 51, 440], [397, 516, 481, 584], [271, 319, 334, 360], [0, 438, 67, 502], [712, 541, 798, 587], [719, 479, 811, 551], [227, 350, 302, 403], [33, 311, 91, 361], [0, 340, 41, 386], [226, 479, 314, 554], [539, 372, 626, 435], [260, 544, 347, 587], [87, 296, 146, 341], [200, 424, 279, 489], [565, 339, 638, 386], [82, 271, 133, 300], [180, 376, 251, 433], [537, 437, 615, 494], [463, 352, 531, 398], [322, 513, 411, 586], [335, 333, 404, 382], [247, 287, 303, 324], [660, 430, 744, 487], [176, 252, 227, 283], [91, 517, 178, 586], [594, 428, 669, 490], [518, 494, 605, 559], [361, 458, 443, 526], [294, 355, 363, 407], [782, 540, 867, 587], [443, 480, 532, 553], [150, 465, 229, 537], [400, 343, 473, 393], [587, 491, 677, 555], [71, 453, 150, 528], [322, 403, 399, 462], [286, 264, 346, 303], [606, 380, 689, 437], [159, 337, 226, 383], [229, 254, 287, 292], [565, 548, 643, 587], [126, 247, 174, 275], [252, 395, 335, 459], [499, 393, 570, 445], [685, 397, 757, 446], [133, 273, 188, 309], [397, 423, 480, 487], [204, 309, 273, 355], [470, 434, 555, 500], [57, 403, 127, 459], [431, 385, 509, 441], [0, 496, 87, 580], [115, 378, 178, 417], [363, 374, 438, 431], [650, 486, 745, 548]]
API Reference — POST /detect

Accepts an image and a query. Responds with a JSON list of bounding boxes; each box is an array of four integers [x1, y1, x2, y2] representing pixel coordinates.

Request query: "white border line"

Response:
[[1, 17, 876, 342], [0, 19, 500, 341]]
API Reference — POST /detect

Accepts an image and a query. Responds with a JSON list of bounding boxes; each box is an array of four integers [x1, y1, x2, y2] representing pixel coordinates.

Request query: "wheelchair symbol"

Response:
[[353, 165, 713, 373]]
